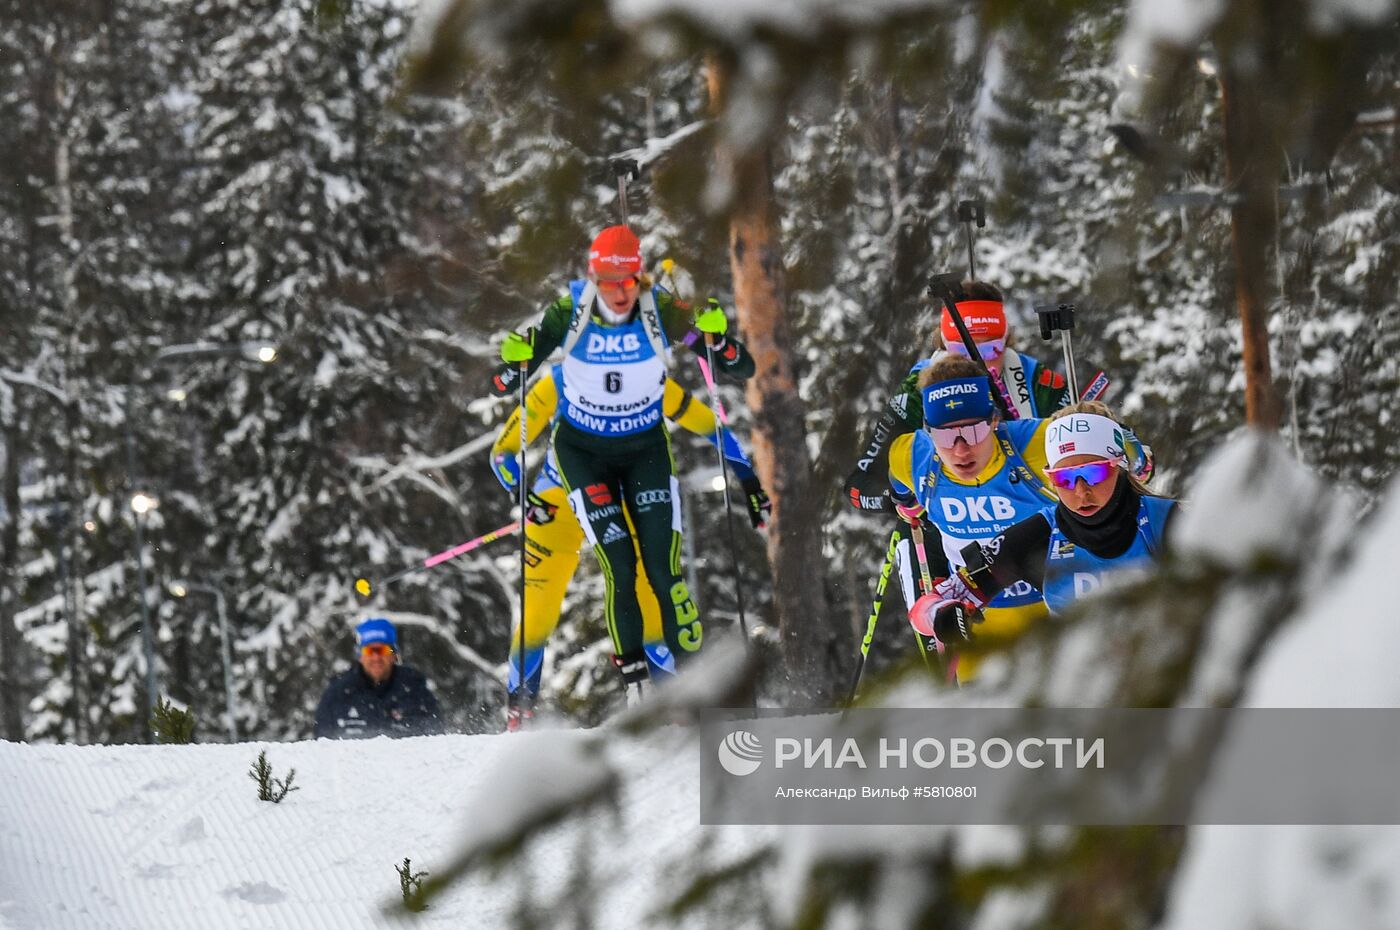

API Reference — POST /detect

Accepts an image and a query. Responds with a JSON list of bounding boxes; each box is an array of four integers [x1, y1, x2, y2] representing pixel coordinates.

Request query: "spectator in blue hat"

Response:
[[313, 618, 443, 739]]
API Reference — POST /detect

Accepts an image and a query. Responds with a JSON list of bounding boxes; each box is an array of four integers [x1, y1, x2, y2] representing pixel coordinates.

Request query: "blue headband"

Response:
[[921, 377, 994, 427]]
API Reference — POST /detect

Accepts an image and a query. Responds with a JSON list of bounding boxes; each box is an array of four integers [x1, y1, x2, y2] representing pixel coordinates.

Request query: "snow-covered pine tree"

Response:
[[175, 0, 499, 737], [0, 0, 206, 743], [778, 21, 991, 677]]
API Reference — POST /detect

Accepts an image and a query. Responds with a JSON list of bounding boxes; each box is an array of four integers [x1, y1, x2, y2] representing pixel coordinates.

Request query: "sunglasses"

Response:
[[360, 643, 394, 657], [1044, 460, 1118, 490], [929, 419, 993, 448], [946, 338, 1006, 361], [596, 275, 641, 292]]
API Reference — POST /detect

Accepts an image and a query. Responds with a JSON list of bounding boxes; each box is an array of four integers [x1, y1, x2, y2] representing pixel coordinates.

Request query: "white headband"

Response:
[[1043, 413, 1127, 469]]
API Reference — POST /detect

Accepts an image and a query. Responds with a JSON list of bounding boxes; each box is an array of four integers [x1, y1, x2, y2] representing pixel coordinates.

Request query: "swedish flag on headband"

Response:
[[921, 376, 995, 427]]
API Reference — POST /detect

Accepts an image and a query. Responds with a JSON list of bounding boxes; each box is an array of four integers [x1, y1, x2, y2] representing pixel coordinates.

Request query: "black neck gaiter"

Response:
[[1055, 475, 1141, 559]]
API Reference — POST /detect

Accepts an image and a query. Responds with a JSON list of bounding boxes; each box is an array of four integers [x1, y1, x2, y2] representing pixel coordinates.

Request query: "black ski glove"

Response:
[[933, 601, 977, 647], [740, 476, 771, 529], [909, 592, 979, 649]]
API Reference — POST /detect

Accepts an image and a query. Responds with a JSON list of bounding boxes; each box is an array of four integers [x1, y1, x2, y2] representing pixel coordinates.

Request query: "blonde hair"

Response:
[[1048, 399, 1114, 422], [916, 355, 984, 391], [1047, 401, 1154, 496]]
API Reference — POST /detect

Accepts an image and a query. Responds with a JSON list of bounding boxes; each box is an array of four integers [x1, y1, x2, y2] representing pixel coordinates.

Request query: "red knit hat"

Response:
[[940, 300, 1007, 344], [588, 225, 643, 276]]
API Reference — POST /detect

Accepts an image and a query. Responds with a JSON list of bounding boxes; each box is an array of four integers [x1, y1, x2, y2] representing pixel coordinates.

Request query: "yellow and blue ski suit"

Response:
[[888, 418, 1057, 682]]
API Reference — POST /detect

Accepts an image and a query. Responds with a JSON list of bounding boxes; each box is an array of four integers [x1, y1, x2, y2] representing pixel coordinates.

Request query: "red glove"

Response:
[[908, 573, 986, 646]]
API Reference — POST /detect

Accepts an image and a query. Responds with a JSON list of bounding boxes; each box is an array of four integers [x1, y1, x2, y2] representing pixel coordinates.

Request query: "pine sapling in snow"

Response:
[[248, 749, 300, 803], [395, 857, 430, 912], [149, 696, 196, 745]]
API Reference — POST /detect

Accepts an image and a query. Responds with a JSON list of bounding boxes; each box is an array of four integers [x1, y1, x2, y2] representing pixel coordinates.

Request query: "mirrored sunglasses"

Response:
[[360, 643, 394, 657], [929, 419, 993, 448], [596, 275, 641, 292], [946, 338, 1006, 361], [1044, 460, 1117, 490]]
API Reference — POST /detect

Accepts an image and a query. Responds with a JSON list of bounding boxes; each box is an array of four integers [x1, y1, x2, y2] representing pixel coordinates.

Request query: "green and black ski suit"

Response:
[[490, 281, 754, 674]]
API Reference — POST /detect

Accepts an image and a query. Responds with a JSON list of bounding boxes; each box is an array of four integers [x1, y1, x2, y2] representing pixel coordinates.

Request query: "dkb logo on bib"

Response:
[[586, 332, 642, 354], [940, 496, 1016, 523]]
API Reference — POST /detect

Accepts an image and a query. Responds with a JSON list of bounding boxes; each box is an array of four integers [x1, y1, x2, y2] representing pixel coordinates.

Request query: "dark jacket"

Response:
[[313, 663, 443, 739]]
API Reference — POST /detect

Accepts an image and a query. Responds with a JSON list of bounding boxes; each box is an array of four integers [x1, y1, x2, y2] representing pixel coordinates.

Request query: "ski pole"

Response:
[[611, 158, 639, 227], [949, 202, 1019, 416], [906, 521, 944, 672], [515, 359, 529, 716], [956, 199, 986, 282], [424, 520, 523, 569], [1035, 302, 1080, 399], [928, 273, 1014, 421], [662, 258, 751, 641], [354, 520, 524, 599], [843, 528, 900, 708], [699, 332, 751, 645]]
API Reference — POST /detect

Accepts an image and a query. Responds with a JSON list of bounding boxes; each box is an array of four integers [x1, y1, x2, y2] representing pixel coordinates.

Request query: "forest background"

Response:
[[1, 0, 1396, 744]]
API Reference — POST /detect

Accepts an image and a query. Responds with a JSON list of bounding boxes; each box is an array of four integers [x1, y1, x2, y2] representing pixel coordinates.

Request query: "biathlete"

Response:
[[845, 281, 1072, 518], [845, 284, 1087, 662], [491, 364, 770, 730], [886, 355, 1060, 682], [909, 404, 1178, 648], [487, 225, 754, 702]]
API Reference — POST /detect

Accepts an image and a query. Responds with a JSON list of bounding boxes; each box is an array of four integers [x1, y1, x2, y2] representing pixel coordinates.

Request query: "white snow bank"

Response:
[[451, 731, 618, 856], [0, 728, 770, 928], [1242, 473, 1400, 708], [1172, 431, 1358, 706], [1162, 470, 1400, 930], [1171, 428, 1325, 568]]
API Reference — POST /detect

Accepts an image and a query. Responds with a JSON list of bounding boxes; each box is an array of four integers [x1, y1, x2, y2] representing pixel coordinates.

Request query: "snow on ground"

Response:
[[0, 724, 769, 929]]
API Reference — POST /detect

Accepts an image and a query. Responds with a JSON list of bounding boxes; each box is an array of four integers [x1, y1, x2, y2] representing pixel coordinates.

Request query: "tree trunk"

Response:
[[1219, 5, 1283, 430], [0, 422, 26, 740], [706, 57, 845, 704], [64, 399, 87, 743]]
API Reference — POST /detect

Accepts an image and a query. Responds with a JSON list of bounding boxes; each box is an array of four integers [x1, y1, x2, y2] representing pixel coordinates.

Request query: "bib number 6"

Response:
[[605, 371, 622, 394]]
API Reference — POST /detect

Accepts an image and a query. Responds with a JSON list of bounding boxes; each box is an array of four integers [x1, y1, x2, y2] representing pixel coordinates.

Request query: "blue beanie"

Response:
[[921, 377, 995, 427], [355, 618, 397, 652]]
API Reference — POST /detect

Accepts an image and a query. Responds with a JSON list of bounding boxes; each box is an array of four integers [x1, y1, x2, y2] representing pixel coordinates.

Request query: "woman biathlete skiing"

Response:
[[491, 364, 769, 729], [908, 403, 1176, 649], [487, 225, 754, 702], [939, 281, 1070, 420]]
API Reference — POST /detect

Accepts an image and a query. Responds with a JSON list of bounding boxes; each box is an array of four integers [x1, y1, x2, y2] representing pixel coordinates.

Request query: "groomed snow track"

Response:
[[0, 727, 721, 928]]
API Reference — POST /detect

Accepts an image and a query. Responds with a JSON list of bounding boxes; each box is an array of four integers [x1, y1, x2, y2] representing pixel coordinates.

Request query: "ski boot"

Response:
[[612, 650, 651, 707], [505, 690, 535, 733]]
